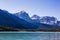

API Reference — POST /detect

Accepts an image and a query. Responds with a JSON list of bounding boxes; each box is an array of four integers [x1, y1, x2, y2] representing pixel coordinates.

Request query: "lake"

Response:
[[0, 32, 60, 40]]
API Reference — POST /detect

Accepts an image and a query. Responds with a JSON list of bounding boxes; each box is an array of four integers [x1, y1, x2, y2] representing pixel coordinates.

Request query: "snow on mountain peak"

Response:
[[31, 15, 40, 20]]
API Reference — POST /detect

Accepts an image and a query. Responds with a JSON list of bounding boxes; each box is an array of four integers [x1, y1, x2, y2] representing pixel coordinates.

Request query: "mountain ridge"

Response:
[[0, 9, 38, 29], [0, 9, 60, 30]]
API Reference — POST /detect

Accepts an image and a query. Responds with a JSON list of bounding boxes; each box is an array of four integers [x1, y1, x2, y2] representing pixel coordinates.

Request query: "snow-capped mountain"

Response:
[[31, 15, 40, 23], [0, 9, 39, 29], [56, 21, 60, 26], [14, 11, 41, 26], [14, 11, 58, 25], [14, 10, 60, 29], [14, 11, 31, 22], [31, 15, 40, 19], [0, 9, 60, 30], [40, 16, 57, 25]]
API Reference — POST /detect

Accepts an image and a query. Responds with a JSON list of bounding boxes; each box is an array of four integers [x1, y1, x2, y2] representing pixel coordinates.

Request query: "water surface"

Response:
[[0, 32, 60, 40]]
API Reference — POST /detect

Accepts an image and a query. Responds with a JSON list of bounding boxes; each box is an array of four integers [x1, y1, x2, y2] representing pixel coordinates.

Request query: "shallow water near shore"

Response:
[[0, 32, 60, 40]]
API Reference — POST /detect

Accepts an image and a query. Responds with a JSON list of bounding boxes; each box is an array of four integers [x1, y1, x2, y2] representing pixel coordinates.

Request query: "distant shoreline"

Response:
[[0, 32, 60, 33]]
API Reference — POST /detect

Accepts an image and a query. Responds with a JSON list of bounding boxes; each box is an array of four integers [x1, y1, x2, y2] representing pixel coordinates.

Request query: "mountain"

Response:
[[14, 12, 41, 26], [31, 15, 40, 23], [56, 21, 60, 26], [0, 9, 38, 29], [40, 16, 57, 25], [14, 11, 60, 29], [31, 15, 40, 19], [31, 15, 59, 29], [14, 12, 41, 24], [14, 11, 31, 22]]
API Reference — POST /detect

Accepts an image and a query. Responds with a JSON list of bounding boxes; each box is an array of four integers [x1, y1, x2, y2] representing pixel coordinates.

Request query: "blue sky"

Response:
[[0, 0, 60, 20]]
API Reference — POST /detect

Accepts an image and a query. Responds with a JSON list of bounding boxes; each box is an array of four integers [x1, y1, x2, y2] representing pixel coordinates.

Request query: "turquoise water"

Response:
[[0, 32, 60, 40]]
